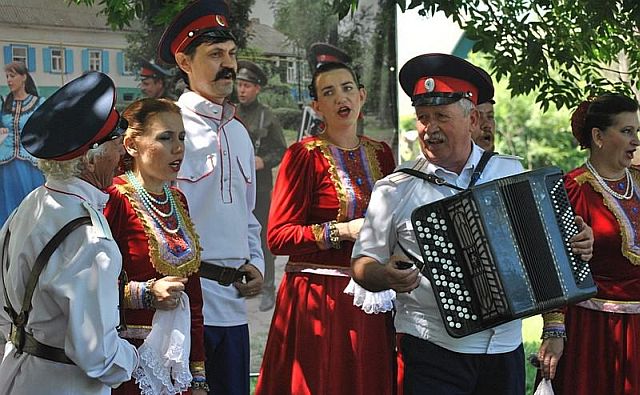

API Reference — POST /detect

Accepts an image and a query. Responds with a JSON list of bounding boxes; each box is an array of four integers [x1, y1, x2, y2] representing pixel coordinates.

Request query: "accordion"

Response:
[[410, 166, 597, 338]]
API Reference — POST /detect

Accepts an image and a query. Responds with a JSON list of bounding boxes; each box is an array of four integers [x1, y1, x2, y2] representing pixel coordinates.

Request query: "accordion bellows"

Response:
[[411, 166, 597, 338]]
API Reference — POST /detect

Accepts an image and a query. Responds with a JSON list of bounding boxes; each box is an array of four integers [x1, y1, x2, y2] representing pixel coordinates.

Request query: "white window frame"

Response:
[[89, 49, 102, 71], [286, 60, 296, 84], [51, 48, 64, 73], [11, 46, 27, 64], [123, 53, 134, 75]]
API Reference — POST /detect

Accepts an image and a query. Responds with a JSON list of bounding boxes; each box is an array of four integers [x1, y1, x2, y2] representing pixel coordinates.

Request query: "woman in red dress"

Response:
[[551, 94, 640, 394], [104, 98, 207, 394], [255, 62, 398, 395]]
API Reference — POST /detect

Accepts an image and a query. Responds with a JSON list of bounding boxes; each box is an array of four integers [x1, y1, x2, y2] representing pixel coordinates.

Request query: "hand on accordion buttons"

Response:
[[569, 215, 593, 261], [386, 256, 421, 293]]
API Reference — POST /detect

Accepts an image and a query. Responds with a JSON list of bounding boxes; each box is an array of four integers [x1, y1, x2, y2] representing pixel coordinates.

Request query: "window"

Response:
[[51, 48, 63, 73], [117, 52, 134, 75], [11, 46, 27, 64], [82, 49, 109, 73], [89, 50, 102, 71], [43, 48, 73, 74], [3, 45, 36, 71], [286, 60, 296, 84]]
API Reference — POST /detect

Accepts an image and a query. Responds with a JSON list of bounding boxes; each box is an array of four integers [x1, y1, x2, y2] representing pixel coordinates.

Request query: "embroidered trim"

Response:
[[303, 137, 385, 222], [285, 261, 351, 277], [574, 168, 640, 265], [576, 297, 640, 314], [115, 181, 203, 276], [119, 325, 152, 340], [311, 223, 331, 250]]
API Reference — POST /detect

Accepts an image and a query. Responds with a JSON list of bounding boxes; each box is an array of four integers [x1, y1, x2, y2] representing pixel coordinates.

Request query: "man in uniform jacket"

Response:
[[236, 60, 287, 311]]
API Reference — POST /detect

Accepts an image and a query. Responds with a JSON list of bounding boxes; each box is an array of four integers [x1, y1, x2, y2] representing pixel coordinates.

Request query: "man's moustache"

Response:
[[215, 68, 236, 81]]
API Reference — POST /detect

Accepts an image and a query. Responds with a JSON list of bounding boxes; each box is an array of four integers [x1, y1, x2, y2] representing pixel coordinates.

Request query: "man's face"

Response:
[[139, 78, 165, 98], [176, 40, 237, 104], [82, 137, 125, 190], [236, 80, 260, 104], [415, 101, 478, 173], [475, 102, 496, 152]]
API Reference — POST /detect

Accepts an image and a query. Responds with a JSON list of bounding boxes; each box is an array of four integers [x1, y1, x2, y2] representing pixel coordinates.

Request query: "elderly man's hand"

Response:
[[385, 256, 421, 293], [234, 262, 264, 297], [570, 215, 593, 261]]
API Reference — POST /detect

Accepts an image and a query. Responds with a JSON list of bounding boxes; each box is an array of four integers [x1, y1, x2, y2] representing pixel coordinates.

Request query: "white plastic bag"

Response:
[[534, 379, 554, 395]]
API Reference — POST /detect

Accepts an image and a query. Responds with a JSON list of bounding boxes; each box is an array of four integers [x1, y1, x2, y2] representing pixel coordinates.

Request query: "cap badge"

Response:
[[424, 77, 435, 92], [216, 15, 226, 27]]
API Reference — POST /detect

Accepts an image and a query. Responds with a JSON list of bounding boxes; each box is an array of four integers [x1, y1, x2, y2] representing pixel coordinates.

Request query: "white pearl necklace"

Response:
[[585, 160, 634, 200]]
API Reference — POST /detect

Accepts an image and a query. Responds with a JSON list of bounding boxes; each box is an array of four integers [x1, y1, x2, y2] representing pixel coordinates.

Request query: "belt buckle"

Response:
[[218, 267, 238, 286]]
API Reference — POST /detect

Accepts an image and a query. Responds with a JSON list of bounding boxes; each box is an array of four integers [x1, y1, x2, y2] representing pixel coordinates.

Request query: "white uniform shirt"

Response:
[[0, 177, 138, 394], [177, 91, 264, 326], [353, 144, 525, 354]]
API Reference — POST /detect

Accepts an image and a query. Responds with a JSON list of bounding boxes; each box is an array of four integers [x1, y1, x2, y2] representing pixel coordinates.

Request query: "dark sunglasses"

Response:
[[91, 116, 128, 149]]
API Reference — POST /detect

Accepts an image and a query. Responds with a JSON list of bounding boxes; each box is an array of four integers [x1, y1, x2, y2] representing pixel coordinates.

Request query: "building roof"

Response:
[[246, 19, 299, 58], [0, 0, 138, 31]]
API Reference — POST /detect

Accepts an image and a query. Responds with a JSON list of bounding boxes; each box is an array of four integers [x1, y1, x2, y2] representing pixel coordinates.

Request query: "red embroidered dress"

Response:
[[551, 166, 640, 395], [105, 175, 205, 395], [255, 135, 398, 395]]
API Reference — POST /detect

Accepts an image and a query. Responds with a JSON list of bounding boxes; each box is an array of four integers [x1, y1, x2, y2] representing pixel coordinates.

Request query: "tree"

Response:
[[68, 0, 256, 61], [337, 0, 640, 110]]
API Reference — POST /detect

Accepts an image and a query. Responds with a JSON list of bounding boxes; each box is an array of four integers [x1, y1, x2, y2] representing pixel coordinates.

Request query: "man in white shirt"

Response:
[[158, 1, 264, 394], [351, 54, 594, 394], [0, 72, 138, 394]]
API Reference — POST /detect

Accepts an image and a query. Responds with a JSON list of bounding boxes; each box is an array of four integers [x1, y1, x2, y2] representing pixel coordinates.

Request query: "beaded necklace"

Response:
[[585, 160, 634, 200], [125, 170, 184, 234]]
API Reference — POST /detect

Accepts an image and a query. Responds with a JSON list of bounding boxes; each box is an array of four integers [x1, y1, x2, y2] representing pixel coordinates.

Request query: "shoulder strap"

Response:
[[468, 151, 497, 188], [3, 216, 91, 354], [395, 168, 465, 191]]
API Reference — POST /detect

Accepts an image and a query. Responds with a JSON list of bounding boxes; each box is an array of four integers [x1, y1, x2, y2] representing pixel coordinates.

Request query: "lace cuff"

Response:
[[344, 278, 396, 314]]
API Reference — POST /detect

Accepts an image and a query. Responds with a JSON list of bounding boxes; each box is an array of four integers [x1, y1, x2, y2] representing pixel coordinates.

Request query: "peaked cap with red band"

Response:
[[474, 65, 496, 105], [157, 0, 235, 65], [139, 59, 171, 80], [22, 72, 127, 161], [399, 53, 493, 107], [308, 42, 352, 71]]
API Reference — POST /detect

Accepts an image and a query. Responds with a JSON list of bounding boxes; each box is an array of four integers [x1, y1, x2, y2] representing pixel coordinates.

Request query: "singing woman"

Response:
[[550, 94, 640, 394]]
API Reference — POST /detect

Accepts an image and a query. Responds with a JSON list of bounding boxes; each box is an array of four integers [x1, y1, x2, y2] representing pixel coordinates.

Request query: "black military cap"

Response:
[[474, 66, 496, 105], [22, 72, 127, 161], [308, 42, 352, 70], [157, 0, 235, 65], [139, 59, 171, 80], [237, 60, 267, 86], [399, 53, 493, 107]]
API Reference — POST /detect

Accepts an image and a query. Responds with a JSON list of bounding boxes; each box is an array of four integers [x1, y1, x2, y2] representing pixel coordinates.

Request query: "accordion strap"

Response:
[[469, 151, 497, 188], [396, 151, 497, 191]]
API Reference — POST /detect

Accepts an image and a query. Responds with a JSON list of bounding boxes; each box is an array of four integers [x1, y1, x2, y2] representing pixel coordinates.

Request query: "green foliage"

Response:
[[469, 53, 587, 171], [336, 0, 640, 110], [272, 107, 302, 130], [68, 0, 256, 58]]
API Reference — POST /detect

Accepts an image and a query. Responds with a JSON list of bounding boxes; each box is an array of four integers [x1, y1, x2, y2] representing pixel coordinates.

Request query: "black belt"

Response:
[[10, 328, 74, 365], [199, 261, 247, 286]]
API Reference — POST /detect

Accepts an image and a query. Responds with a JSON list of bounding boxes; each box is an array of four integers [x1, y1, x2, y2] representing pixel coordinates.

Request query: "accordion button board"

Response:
[[410, 166, 597, 338]]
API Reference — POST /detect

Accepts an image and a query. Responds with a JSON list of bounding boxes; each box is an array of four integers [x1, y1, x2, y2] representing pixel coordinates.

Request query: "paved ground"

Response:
[[246, 254, 288, 374]]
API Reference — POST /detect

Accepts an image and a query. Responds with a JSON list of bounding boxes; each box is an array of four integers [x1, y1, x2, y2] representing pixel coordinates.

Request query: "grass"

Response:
[[523, 316, 543, 394]]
